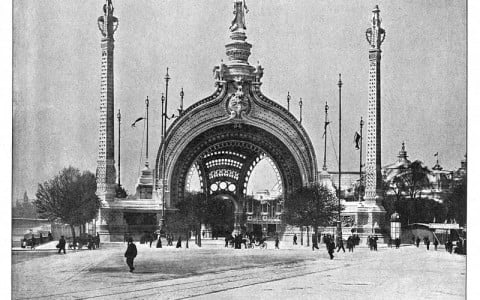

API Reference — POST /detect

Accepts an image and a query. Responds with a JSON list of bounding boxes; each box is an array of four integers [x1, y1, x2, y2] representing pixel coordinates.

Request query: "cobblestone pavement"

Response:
[[12, 243, 465, 300]]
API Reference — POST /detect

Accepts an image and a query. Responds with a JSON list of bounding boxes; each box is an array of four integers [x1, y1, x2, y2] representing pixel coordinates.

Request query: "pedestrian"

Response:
[[293, 234, 297, 245], [347, 236, 354, 252], [336, 237, 345, 252], [426, 237, 430, 250], [275, 236, 280, 249], [176, 236, 182, 248], [48, 232, 53, 241], [416, 237, 420, 248], [327, 239, 335, 259], [57, 235, 66, 254], [87, 235, 95, 250], [156, 233, 162, 248], [373, 236, 378, 251], [433, 239, 438, 251], [124, 237, 137, 272], [395, 238, 400, 249], [312, 234, 319, 251], [95, 233, 101, 249], [30, 234, 36, 250], [149, 233, 153, 248], [39, 233, 44, 244]]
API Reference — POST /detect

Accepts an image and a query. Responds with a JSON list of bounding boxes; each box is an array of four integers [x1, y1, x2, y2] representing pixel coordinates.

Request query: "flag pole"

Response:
[[145, 96, 149, 166], [360, 116, 364, 201], [117, 109, 121, 187], [323, 101, 329, 170], [337, 73, 343, 240], [287, 91, 291, 112], [299, 97, 303, 124]]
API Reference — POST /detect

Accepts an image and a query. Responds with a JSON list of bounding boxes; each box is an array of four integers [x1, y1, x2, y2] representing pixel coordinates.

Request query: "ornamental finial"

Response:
[[365, 5, 385, 50], [98, 0, 119, 38], [230, 0, 248, 32]]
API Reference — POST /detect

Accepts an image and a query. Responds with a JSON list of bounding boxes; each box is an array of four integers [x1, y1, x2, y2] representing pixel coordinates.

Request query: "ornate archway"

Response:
[[154, 1, 317, 233]]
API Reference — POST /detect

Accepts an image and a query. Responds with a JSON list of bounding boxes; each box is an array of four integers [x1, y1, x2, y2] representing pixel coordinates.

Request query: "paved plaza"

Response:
[[12, 241, 465, 300]]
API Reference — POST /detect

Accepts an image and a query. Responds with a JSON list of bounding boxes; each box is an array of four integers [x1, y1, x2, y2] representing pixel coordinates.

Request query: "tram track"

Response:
[[80, 257, 380, 300]]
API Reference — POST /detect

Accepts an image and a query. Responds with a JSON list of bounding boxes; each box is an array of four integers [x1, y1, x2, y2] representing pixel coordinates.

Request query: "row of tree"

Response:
[[30, 163, 466, 244], [382, 160, 467, 226]]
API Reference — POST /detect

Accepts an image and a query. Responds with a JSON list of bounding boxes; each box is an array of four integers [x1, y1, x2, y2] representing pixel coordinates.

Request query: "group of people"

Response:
[[69, 233, 101, 250], [346, 235, 358, 252], [367, 235, 378, 251], [387, 238, 401, 249], [224, 233, 269, 249], [21, 231, 54, 250]]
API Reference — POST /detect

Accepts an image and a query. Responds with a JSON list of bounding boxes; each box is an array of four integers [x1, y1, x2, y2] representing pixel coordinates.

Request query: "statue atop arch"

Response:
[[230, 0, 248, 32]]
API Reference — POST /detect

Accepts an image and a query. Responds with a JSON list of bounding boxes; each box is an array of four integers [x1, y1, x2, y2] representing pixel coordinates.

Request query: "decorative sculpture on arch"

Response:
[[227, 84, 250, 120], [213, 61, 227, 82], [253, 62, 264, 83]]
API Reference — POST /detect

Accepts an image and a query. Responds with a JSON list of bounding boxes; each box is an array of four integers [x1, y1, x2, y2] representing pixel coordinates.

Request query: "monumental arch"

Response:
[[155, 1, 318, 234]]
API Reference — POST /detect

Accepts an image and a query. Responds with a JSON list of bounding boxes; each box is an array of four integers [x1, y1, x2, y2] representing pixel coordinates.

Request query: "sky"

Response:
[[12, 0, 467, 201]]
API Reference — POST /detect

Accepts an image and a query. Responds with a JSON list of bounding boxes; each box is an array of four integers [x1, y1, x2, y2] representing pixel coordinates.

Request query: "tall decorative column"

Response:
[[364, 5, 386, 232], [364, 5, 385, 204], [95, 1, 121, 241], [96, 0, 119, 204]]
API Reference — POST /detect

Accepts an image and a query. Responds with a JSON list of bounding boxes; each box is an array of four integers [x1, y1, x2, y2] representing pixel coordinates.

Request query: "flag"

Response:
[[354, 132, 361, 150], [322, 121, 330, 137], [131, 117, 145, 128]]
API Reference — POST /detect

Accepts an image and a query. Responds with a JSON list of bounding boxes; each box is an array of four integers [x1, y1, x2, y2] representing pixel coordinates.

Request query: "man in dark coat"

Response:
[[426, 237, 430, 250], [416, 237, 421, 248], [95, 233, 101, 249], [293, 234, 297, 245], [275, 236, 280, 249], [58, 236, 66, 254], [176, 236, 182, 248], [124, 237, 137, 272], [433, 239, 439, 251], [30, 234, 36, 250], [327, 240, 335, 259], [312, 234, 319, 251], [336, 236, 345, 252]]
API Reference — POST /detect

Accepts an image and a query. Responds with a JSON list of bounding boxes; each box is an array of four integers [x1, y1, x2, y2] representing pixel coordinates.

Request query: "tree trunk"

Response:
[[69, 224, 76, 242], [306, 226, 310, 247], [198, 223, 202, 247], [300, 226, 303, 245]]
